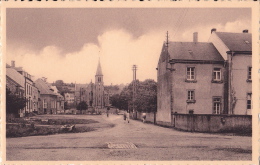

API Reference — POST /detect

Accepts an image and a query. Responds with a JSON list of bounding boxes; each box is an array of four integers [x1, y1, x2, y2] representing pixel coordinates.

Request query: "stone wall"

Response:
[[173, 113, 252, 134]]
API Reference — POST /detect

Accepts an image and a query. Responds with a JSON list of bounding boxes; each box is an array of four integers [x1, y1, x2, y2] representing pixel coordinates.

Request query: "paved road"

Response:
[[6, 114, 252, 161]]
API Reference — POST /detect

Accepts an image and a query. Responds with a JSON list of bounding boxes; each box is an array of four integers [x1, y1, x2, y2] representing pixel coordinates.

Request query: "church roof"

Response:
[[96, 59, 103, 76]]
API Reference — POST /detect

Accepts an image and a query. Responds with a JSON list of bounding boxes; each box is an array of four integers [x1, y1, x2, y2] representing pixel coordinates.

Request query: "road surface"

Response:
[[6, 114, 252, 161]]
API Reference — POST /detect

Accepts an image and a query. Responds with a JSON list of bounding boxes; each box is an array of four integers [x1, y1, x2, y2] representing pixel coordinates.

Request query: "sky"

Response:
[[6, 8, 251, 85]]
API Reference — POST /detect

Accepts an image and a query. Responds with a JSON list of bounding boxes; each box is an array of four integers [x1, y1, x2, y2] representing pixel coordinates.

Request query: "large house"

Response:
[[6, 66, 26, 117], [35, 78, 58, 114], [157, 29, 252, 125], [7, 61, 40, 116], [209, 29, 252, 115]]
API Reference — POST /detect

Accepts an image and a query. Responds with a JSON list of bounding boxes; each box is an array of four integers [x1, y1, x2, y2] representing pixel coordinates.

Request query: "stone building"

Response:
[[209, 29, 252, 115], [157, 32, 225, 124], [35, 78, 58, 114], [8, 61, 40, 115], [156, 30, 252, 125], [6, 66, 26, 117], [84, 59, 110, 109]]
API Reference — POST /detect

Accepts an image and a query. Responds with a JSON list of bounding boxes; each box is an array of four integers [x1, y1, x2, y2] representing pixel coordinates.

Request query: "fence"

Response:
[[173, 113, 252, 134]]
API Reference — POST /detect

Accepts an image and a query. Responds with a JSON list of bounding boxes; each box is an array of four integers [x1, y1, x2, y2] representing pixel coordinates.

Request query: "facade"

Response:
[[83, 59, 109, 109], [157, 30, 252, 124], [35, 78, 58, 114], [51, 86, 65, 113], [74, 84, 88, 105], [8, 61, 40, 115], [64, 92, 75, 104], [6, 66, 26, 116], [209, 29, 252, 115]]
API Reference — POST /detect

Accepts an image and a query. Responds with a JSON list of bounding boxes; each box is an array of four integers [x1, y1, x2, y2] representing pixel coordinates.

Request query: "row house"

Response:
[[209, 29, 252, 115], [7, 61, 40, 116], [6, 65, 25, 117], [51, 86, 65, 113], [157, 30, 252, 124], [35, 78, 58, 114], [74, 84, 88, 105], [64, 92, 75, 105]]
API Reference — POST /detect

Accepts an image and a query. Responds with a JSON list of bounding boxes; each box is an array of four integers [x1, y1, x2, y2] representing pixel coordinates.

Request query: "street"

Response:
[[6, 114, 251, 161]]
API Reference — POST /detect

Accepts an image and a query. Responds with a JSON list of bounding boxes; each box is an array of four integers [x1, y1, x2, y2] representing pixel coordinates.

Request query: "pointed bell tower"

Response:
[[94, 58, 104, 109], [95, 58, 103, 84]]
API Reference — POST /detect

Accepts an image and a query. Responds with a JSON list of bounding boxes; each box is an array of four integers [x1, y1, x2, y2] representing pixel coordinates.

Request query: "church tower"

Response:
[[94, 58, 104, 108]]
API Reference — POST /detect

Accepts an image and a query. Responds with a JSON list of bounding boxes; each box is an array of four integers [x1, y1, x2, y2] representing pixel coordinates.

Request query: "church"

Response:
[[75, 59, 110, 109]]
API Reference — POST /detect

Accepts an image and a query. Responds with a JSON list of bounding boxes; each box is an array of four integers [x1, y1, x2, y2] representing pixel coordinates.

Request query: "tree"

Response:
[[6, 87, 26, 116], [110, 79, 157, 113], [76, 101, 88, 114], [55, 80, 64, 86]]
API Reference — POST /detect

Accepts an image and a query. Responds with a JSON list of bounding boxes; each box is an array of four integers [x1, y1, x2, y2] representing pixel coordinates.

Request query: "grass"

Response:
[[6, 117, 99, 138], [6, 123, 96, 138]]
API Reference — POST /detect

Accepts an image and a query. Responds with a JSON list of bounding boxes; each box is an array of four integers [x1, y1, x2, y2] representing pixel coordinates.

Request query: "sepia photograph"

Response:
[[2, 2, 258, 164]]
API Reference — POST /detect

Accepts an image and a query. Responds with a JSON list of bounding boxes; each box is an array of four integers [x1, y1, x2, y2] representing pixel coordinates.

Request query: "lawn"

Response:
[[6, 115, 112, 138]]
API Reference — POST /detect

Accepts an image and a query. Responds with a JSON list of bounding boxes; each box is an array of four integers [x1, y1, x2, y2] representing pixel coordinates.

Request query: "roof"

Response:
[[96, 59, 103, 75], [35, 78, 57, 95], [215, 32, 252, 52], [13, 67, 24, 72], [75, 84, 88, 91], [6, 67, 25, 87], [167, 42, 224, 61], [51, 86, 59, 94]]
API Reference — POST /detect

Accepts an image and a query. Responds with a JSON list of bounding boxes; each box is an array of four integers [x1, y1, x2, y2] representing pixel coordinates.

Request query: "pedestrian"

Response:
[[142, 112, 146, 123], [123, 111, 126, 121], [126, 109, 130, 123], [106, 107, 110, 117]]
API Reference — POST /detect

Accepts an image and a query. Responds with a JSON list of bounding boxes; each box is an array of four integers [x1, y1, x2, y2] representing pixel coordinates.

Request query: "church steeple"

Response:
[[96, 58, 103, 76], [95, 58, 103, 84]]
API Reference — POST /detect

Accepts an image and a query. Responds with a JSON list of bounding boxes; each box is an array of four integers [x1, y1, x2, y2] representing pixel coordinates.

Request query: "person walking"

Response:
[[106, 107, 110, 117], [126, 109, 130, 123], [142, 112, 146, 123]]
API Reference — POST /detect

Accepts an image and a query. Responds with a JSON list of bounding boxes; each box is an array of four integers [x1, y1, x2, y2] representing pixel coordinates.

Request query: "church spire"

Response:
[[96, 58, 103, 76]]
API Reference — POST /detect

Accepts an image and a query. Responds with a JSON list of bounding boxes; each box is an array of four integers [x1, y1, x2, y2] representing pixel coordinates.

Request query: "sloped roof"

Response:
[[35, 78, 57, 95], [215, 32, 252, 52], [96, 59, 103, 75], [6, 68, 25, 87], [75, 84, 88, 91], [51, 86, 59, 94], [167, 42, 224, 61]]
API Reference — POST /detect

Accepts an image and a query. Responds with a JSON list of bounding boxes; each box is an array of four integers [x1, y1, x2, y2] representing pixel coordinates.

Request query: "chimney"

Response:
[[42, 77, 47, 82], [243, 29, 248, 33], [193, 32, 198, 43], [211, 28, 217, 34], [11, 60, 15, 67]]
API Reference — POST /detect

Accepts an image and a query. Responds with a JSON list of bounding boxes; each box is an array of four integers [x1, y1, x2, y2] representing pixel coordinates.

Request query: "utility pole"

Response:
[[132, 64, 137, 119]]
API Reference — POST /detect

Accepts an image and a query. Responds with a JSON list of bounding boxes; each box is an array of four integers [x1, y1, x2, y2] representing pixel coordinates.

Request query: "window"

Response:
[[186, 67, 195, 80], [213, 97, 221, 114], [247, 93, 252, 109], [213, 68, 221, 81], [43, 99, 47, 108], [247, 67, 252, 82], [187, 90, 195, 103]]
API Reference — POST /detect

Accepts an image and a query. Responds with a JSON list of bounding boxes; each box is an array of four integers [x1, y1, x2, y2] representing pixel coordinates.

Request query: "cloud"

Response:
[[7, 29, 164, 85], [6, 19, 250, 85]]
